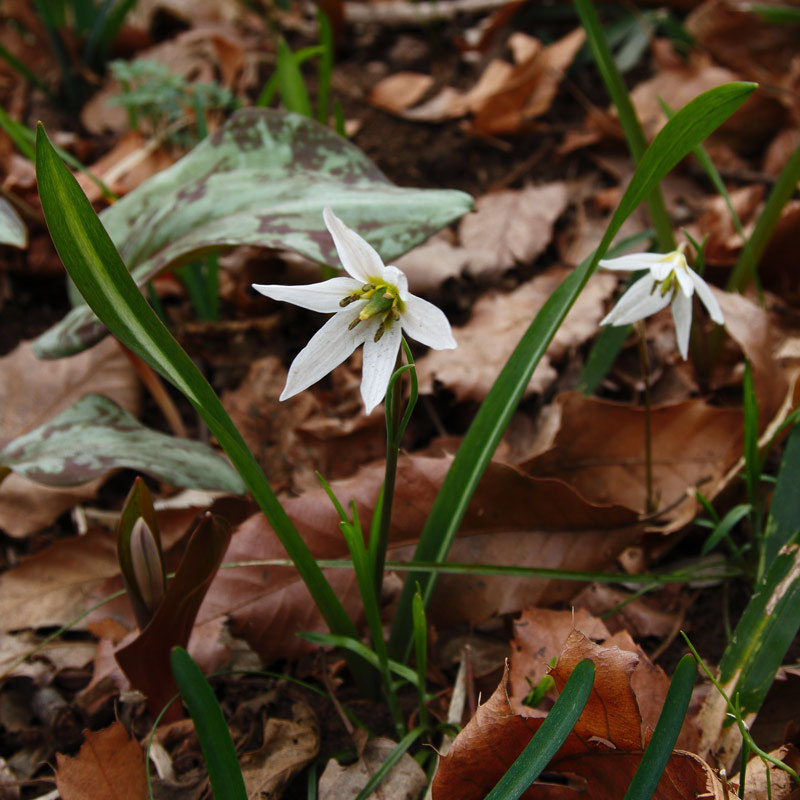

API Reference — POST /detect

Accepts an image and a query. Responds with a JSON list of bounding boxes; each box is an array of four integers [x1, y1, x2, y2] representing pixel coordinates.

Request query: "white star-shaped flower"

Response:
[[253, 207, 457, 414], [599, 248, 724, 359]]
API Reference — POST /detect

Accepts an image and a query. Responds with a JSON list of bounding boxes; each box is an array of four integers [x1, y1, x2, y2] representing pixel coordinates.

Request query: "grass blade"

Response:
[[622, 654, 695, 800], [388, 81, 757, 662], [484, 659, 595, 800], [764, 420, 800, 571], [170, 647, 247, 800]]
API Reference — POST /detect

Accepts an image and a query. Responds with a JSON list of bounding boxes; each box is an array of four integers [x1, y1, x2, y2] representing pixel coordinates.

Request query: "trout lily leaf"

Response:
[[600, 248, 724, 359], [254, 207, 457, 413]]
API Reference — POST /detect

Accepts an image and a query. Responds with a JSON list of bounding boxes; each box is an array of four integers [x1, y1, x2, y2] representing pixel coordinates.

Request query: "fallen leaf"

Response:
[[432, 632, 719, 800], [417, 269, 617, 402], [369, 72, 435, 114], [521, 392, 743, 527], [200, 454, 640, 663], [459, 184, 569, 278], [743, 745, 800, 800], [233, 693, 320, 799], [319, 737, 426, 800], [54, 722, 147, 800], [0, 338, 139, 537]]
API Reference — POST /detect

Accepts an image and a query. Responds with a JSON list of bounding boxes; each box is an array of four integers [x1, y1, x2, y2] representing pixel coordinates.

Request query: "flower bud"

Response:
[[129, 517, 165, 616]]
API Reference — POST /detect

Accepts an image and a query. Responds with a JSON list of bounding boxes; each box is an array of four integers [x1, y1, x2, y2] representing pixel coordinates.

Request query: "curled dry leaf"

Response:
[[319, 738, 427, 800], [417, 269, 617, 402], [54, 721, 147, 800], [368, 28, 584, 135], [0, 339, 139, 537], [743, 745, 800, 800], [199, 454, 640, 663], [432, 631, 720, 800]]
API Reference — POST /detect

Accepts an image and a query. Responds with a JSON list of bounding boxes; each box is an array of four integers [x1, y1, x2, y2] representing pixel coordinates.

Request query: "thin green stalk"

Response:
[[727, 141, 800, 292], [316, 8, 334, 125], [412, 589, 429, 731], [354, 726, 426, 800], [370, 340, 417, 596], [220, 558, 739, 584], [574, 0, 675, 252], [636, 321, 654, 513], [682, 634, 800, 788]]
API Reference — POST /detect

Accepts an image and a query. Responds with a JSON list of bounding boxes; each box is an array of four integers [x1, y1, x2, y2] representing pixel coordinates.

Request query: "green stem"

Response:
[[636, 322, 655, 513]]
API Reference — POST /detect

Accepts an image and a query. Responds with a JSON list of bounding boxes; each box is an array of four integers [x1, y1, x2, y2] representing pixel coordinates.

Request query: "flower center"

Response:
[[340, 281, 403, 342]]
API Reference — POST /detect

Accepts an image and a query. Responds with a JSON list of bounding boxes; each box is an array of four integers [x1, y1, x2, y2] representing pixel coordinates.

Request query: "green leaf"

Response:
[[388, 80, 757, 662], [34, 123, 364, 678], [718, 537, 800, 717], [0, 197, 27, 248], [170, 646, 248, 800], [622, 654, 695, 800], [764, 420, 800, 570], [35, 108, 473, 358], [483, 659, 595, 800], [276, 37, 313, 117], [0, 393, 245, 492]]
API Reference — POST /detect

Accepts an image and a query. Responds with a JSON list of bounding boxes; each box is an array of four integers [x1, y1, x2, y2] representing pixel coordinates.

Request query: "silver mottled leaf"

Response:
[[0, 197, 27, 249], [0, 394, 245, 492], [35, 108, 473, 358]]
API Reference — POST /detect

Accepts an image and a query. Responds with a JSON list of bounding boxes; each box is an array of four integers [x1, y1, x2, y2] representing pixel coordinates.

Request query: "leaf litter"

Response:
[[2, 0, 800, 797]]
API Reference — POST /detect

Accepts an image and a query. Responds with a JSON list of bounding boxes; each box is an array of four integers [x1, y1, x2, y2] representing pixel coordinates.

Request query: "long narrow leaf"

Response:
[[484, 659, 595, 800], [170, 647, 247, 800], [623, 654, 696, 800], [34, 125, 363, 668], [388, 80, 756, 662]]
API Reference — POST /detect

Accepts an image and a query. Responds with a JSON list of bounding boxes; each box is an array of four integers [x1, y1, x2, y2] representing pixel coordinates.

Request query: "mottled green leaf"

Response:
[[0, 393, 245, 493], [35, 108, 473, 358], [0, 197, 27, 249]]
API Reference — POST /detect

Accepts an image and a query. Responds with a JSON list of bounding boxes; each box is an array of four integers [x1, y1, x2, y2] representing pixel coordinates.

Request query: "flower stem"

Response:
[[636, 322, 655, 513], [370, 339, 418, 598]]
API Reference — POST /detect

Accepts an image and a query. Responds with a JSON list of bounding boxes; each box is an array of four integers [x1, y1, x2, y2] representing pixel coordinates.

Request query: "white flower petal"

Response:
[[689, 269, 724, 324], [671, 289, 693, 360], [253, 277, 362, 312], [601, 275, 671, 326], [323, 206, 386, 283], [361, 322, 403, 414], [673, 263, 695, 297], [599, 252, 668, 272], [383, 265, 408, 301], [280, 310, 369, 400], [401, 294, 457, 350]]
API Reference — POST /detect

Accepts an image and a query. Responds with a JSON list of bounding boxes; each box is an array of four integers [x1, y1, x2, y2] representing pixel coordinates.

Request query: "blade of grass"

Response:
[[316, 8, 334, 125], [574, 0, 674, 252], [256, 45, 324, 108], [276, 37, 313, 117], [34, 125, 367, 685], [763, 420, 800, 572], [388, 81, 757, 663], [622, 654, 695, 800], [483, 659, 595, 800], [170, 646, 247, 800], [412, 589, 429, 731]]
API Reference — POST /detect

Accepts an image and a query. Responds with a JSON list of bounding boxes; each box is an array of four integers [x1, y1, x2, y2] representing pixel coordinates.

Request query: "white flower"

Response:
[[253, 207, 457, 414], [599, 248, 724, 359]]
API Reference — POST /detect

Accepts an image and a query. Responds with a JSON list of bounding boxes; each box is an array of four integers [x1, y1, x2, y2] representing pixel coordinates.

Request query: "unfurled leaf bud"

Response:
[[129, 516, 165, 617]]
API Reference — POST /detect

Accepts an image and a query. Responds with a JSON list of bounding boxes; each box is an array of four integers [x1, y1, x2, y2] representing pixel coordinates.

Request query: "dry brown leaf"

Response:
[[55, 722, 147, 800], [432, 632, 720, 800], [199, 454, 640, 663], [76, 131, 176, 204], [394, 231, 470, 292], [417, 268, 617, 402], [319, 738, 427, 800], [471, 27, 586, 135], [0, 338, 139, 537], [686, 0, 800, 120], [521, 392, 742, 525], [235, 695, 320, 799], [369, 72, 434, 114], [743, 745, 800, 800], [459, 184, 569, 277]]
